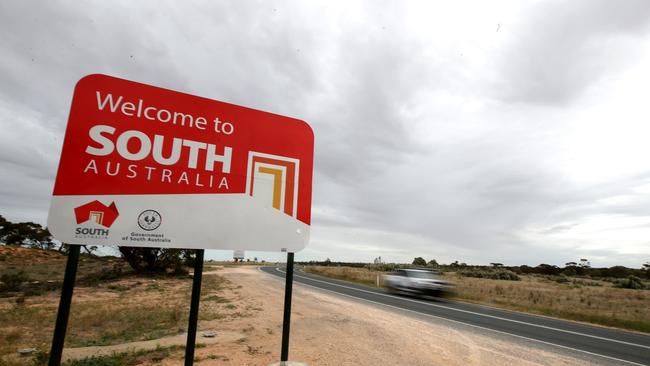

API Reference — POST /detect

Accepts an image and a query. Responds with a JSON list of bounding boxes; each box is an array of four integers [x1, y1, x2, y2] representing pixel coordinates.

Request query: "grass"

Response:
[[202, 295, 230, 303], [451, 274, 650, 333], [61, 345, 184, 366], [304, 265, 650, 333], [0, 247, 240, 361], [65, 303, 187, 347], [0, 246, 132, 298], [304, 266, 383, 287]]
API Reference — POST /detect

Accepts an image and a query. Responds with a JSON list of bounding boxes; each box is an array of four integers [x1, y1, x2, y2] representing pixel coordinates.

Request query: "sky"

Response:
[[1, 1, 650, 267]]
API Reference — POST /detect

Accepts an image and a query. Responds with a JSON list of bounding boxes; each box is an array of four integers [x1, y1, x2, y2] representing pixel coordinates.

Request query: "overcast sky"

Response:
[[1, 1, 650, 267]]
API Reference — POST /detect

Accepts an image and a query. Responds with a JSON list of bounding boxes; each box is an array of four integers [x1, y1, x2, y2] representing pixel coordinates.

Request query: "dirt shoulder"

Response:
[[143, 266, 603, 366]]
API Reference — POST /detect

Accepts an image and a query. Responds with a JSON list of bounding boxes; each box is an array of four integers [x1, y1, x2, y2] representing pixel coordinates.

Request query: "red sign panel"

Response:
[[48, 74, 314, 251]]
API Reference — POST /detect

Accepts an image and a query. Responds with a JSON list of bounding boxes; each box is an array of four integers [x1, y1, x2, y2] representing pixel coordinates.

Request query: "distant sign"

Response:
[[47, 74, 314, 251], [233, 250, 245, 260]]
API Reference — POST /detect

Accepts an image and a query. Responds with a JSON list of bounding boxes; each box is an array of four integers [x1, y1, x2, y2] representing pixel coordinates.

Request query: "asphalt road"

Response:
[[260, 266, 650, 365]]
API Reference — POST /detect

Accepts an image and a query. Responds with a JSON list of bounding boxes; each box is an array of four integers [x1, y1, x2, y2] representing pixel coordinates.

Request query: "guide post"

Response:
[[48, 245, 81, 366], [185, 249, 205, 366], [280, 252, 295, 362]]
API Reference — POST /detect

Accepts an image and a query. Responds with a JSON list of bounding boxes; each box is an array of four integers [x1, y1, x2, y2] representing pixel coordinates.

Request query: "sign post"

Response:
[[280, 252, 295, 363], [47, 74, 314, 365], [48, 245, 80, 366], [185, 249, 205, 365]]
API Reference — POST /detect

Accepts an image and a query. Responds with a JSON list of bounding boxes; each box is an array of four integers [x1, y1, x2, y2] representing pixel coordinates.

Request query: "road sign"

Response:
[[233, 250, 245, 260], [47, 74, 314, 252]]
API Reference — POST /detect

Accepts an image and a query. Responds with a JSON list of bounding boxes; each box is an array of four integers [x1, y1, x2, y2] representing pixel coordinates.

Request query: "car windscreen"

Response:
[[407, 271, 437, 279]]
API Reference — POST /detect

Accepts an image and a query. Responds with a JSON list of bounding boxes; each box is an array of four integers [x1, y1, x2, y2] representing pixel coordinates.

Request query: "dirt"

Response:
[[61, 266, 603, 365], [0, 246, 65, 262], [62, 331, 245, 361]]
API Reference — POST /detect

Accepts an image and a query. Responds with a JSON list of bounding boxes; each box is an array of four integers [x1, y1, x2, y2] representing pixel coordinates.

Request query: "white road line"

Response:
[[271, 269, 647, 366], [272, 267, 650, 351]]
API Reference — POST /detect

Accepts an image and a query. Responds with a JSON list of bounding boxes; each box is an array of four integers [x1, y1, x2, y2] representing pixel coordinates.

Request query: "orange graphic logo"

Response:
[[74, 200, 119, 228], [246, 152, 299, 217]]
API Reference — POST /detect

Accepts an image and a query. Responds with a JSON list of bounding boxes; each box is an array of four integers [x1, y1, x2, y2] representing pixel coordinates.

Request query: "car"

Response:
[[382, 268, 453, 298]]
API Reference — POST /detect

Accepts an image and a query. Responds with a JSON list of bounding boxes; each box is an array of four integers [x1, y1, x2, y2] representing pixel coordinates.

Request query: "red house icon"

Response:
[[74, 200, 119, 228]]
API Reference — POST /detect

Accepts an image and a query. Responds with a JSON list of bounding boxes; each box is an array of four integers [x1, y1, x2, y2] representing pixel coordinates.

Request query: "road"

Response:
[[260, 266, 650, 365]]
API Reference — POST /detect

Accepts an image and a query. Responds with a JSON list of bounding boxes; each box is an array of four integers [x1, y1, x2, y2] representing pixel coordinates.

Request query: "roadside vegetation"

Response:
[[303, 259, 650, 333], [2, 210, 649, 361], [60, 345, 186, 366], [0, 246, 240, 364]]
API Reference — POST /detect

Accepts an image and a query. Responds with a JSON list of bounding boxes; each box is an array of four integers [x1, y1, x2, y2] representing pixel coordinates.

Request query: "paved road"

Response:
[[260, 266, 650, 365]]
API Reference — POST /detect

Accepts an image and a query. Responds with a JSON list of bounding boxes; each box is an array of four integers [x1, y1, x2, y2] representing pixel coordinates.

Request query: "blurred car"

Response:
[[382, 268, 453, 298]]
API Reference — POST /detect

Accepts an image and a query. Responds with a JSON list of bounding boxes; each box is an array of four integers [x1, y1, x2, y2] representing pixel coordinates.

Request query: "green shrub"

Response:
[[614, 276, 646, 290], [572, 278, 602, 287], [365, 263, 401, 272], [0, 271, 30, 292], [555, 274, 570, 283], [79, 265, 129, 286], [459, 269, 520, 281]]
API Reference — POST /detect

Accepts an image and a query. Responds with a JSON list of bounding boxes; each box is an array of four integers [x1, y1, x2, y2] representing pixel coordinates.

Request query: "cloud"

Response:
[[1, 1, 649, 267], [495, 0, 650, 105]]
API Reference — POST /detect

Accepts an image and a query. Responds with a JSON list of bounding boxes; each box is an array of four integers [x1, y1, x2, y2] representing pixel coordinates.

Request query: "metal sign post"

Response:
[[185, 249, 205, 366], [48, 245, 81, 366], [280, 252, 295, 362]]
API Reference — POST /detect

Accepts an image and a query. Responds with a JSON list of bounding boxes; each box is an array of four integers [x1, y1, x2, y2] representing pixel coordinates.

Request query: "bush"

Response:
[[604, 266, 633, 278], [118, 247, 194, 275], [79, 264, 130, 286], [613, 276, 646, 290], [459, 269, 520, 281], [365, 263, 401, 272], [1, 270, 61, 297], [0, 271, 30, 292], [555, 274, 570, 283], [412, 257, 427, 266], [572, 278, 602, 287]]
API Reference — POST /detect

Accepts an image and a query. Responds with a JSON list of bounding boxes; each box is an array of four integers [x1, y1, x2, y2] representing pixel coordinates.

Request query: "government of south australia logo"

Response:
[[73, 200, 119, 238], [138, 210, 161, 231]]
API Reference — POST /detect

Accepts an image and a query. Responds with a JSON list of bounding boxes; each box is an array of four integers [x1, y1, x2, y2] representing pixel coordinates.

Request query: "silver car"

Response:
[[382, 269, 453, 298]]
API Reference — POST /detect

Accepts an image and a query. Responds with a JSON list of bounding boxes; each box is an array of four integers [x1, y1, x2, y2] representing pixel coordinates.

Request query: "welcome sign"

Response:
[[47, 74, 314, 251]]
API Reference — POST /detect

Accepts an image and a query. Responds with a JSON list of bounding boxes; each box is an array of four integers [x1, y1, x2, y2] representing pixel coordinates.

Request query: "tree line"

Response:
[[300, 256, 650, 280]]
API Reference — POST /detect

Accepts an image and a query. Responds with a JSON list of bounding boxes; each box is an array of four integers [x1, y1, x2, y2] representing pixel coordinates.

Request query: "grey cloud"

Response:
[[1, 1, 649, 267], [0, 1, 189, 130], [496, 0, 650, 105], [319, 127, 650, 266]]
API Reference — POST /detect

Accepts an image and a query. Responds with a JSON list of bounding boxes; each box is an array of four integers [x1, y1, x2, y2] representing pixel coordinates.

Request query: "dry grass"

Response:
[[304, 266, 383, 287], [0, 246, 129, 281], [0, 247, 243, 362], [449, 273, 650, 332], [60, 345, 186, 366], [304, 265, 650, 333]]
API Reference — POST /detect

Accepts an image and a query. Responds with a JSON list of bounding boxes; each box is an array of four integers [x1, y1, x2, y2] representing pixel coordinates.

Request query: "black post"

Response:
[[49, 245, 81, 366], [184, 249, 204, 366], [280, 252, 295, 362]]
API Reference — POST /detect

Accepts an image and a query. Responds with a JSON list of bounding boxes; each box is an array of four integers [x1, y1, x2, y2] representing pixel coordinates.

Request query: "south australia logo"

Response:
[[73, 200, 119, 238]]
